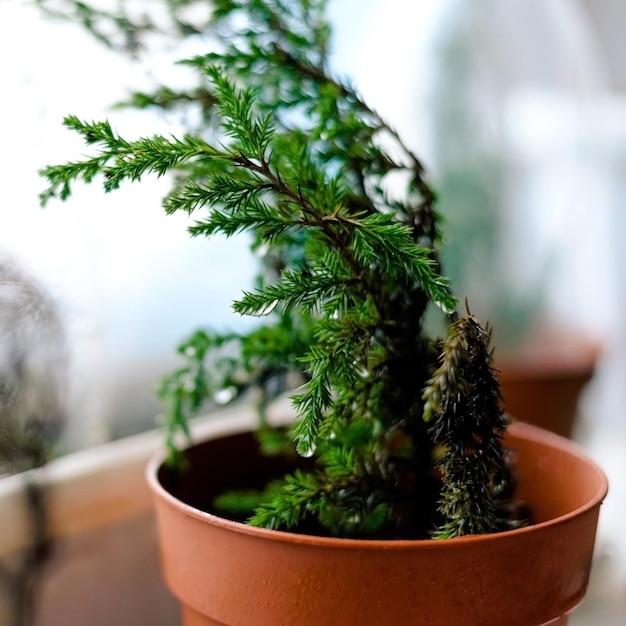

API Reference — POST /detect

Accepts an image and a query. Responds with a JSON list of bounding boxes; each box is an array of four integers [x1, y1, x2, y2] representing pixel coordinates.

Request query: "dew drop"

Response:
[[301, 443, 316, 458], [181, 374, 195, 392], [434, 298, 456, 315], [257, 300, 279, 316], [214, 387, 237, 405]]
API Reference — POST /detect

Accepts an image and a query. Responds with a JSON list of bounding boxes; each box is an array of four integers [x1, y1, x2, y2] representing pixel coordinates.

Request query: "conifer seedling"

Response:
[[39, 0, 524, 539]]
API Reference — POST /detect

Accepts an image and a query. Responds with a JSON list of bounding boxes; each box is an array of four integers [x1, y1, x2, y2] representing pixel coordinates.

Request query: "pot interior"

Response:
[[158, 422, 607, 531], [507, 426, 607, 524], [158, 430, 311, 519]]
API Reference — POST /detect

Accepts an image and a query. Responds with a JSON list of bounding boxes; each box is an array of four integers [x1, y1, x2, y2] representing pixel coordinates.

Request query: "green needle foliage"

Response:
[[423, 316, 510, 538], [39, 0, 523, 539]]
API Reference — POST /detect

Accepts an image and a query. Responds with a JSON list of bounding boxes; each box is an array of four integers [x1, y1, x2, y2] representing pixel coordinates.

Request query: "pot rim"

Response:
[[146, 419, 608, 549]]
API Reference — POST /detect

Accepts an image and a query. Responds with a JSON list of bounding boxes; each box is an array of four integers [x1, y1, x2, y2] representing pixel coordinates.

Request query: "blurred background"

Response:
[[0, 0, 625, 623]]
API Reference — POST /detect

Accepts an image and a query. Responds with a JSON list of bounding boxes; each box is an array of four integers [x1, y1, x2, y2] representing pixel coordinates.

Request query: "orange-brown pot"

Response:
[[147, 418, 607, 626], [498, 345, 597, 438]]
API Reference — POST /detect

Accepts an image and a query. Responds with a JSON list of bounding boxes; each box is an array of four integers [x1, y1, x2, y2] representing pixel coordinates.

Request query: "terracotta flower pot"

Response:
[[498, 344, 598, 438], [147, 416, 607, 626]]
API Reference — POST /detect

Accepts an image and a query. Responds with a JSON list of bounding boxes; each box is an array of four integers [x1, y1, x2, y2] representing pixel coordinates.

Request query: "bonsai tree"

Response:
[[38, 0, 522, 540]]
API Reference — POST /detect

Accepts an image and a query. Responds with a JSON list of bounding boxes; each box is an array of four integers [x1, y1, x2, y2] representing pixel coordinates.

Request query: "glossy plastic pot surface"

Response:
[[147, 419, 607, 626]]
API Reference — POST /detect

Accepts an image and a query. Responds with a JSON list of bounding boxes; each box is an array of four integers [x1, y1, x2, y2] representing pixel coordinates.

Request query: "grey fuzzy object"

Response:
[[0, 257, 67, 473]]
